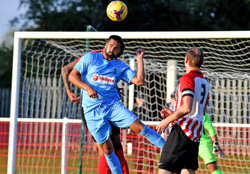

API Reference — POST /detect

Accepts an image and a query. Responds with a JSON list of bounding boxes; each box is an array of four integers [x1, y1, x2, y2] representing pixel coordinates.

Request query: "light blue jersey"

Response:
[[74, 52, 136, 114], [74, 52, 137, 145], [73, 48, 166, 174]]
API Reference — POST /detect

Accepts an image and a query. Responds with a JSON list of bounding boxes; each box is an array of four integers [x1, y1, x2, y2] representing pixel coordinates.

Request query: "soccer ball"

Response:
[[106, 1, 128, 22]]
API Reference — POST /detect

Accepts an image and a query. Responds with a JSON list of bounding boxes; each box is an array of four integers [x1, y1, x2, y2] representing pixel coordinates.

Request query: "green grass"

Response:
[[1, 148, 249, 174]]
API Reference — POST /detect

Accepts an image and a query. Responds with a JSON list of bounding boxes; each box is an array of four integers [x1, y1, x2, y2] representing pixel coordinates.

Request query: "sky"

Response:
[[0, 0, 27, 43]]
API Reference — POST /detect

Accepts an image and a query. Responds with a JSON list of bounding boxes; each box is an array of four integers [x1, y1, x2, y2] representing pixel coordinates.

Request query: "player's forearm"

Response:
[[167, 105, 190, 123], [69, 72, 91, 91], [61, 66, 72, 93], [168, 95, 192, 122], [134, 56, 144, 85], [211, 135, 218, 143], [61, 61, 77, 93]]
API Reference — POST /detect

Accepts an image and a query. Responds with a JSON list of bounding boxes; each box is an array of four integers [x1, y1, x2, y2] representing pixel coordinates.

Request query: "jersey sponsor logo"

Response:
[[92, 74, 115, 84], [93, 75, 98, 81]]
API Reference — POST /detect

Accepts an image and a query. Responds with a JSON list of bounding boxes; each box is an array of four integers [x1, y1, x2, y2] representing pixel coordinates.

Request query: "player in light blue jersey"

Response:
[[69, 35, 165, 174]]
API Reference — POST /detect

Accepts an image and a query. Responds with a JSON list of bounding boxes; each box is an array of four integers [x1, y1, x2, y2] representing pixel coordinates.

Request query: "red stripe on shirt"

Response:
[[182, 119, 192, 134]]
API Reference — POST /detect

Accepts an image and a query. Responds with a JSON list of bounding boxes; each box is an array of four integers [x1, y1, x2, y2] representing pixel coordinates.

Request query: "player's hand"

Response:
[[116, 87, 125, 98], [213, 141, 225, 158], [87, 87, 98, 98], [156, 118, 170, 134], [67, 91, 80, 104], [160, 108, 173, 117], [136, 48, 144, 59]]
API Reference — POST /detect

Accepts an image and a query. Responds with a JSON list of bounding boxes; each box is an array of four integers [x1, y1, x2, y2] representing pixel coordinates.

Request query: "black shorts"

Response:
[[80, 107, 120, 142], [159, 125, 199, 173]]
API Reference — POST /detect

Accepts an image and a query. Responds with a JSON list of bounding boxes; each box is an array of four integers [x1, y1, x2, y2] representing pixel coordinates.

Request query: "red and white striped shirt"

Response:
[[173, 70, 209, 142]]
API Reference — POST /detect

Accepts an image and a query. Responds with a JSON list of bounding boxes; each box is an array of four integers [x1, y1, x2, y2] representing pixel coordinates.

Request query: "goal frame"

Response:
[[8, 31, 250, 174]]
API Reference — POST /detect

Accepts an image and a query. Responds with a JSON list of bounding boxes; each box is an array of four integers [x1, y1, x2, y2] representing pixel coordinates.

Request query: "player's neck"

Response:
[[107, 57, 113, 61], [102, 52, 113, 61], [186, 67, 200, 73]]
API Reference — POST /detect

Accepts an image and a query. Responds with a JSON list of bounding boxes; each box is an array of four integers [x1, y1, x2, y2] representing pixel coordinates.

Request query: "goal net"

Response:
[[7, 31, 250, 174]]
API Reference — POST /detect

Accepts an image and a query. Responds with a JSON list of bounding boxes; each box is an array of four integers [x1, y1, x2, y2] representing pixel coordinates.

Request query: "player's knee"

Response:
[[102, 146, 114, 155], [207, 162, 218, 172], [129, 119, 144, 134], [96, 143, 105, 156], [103, 149, 114, 155], [100, 139, 115, 155]]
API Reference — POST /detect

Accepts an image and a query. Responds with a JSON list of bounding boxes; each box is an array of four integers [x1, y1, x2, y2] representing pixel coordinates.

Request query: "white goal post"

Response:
[[7, 31, 250, 174]]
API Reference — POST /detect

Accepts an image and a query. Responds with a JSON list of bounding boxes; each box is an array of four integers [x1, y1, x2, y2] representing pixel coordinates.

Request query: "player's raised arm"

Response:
[[61, 61, 80, 104], [130, 48, 144, 86], [69, 69, 98, 98]]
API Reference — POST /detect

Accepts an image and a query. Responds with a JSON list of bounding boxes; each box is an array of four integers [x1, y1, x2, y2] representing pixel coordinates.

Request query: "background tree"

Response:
[[2, 0, 250, 88], [0, 43, 13, 87], [10, 0, 250, 32]]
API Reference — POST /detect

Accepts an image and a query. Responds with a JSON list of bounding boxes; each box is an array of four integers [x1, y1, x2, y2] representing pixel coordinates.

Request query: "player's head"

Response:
[[104, 35, 125, 60], [170, 91, 175, 99], [185, 48, 204, 68], [170, 91, 176, 108], [137, 92, 145, 99], [136, 92, 146, 107]]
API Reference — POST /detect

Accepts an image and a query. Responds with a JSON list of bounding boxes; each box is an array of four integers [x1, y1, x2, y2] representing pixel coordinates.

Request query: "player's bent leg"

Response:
[[97, 130, 128, 173], [111, 134, 129, 174], [130, 119, 165, 149], [129, 119, 144, 133], [158, 168, 172, 174], [211, 169, 222, 174], [100, 138, 123, 174], [96, 142, 111, 174], [207, 162, 221, 174], [104, 151, 123, 174], [110, 130, 122, 151], [180, 169, 195, 174], [96, 142, 105, 156], [206, 162, 218, 172], [115, 149, 129, 174], [81, 108, 112, 174], [198, 139, 221, 173], [98, 155, 111, 174]]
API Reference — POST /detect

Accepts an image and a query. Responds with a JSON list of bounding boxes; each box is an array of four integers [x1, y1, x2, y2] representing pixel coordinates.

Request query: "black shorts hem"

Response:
[[159, 125, 199, 172]]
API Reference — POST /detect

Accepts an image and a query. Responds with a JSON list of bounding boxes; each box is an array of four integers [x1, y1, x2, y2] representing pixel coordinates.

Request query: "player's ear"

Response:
[[105, 42, 109, 48], [118, 49, 124, 57], [116, 48, 124, 58], [185, 56, 188, 63]]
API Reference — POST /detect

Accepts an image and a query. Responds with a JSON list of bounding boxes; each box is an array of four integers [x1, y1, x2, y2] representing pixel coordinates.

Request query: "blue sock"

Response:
[[104, 151, 123, 174], [139, 125, 165, 149]]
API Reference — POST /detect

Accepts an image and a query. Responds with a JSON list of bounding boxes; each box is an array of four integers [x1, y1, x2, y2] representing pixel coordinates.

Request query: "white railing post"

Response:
[[61, 117, 68, 174], [166, 60, 177, 103], [128, 57, 135, 111]]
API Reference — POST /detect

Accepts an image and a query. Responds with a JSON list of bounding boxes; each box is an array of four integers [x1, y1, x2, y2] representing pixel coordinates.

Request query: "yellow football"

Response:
[[106, 1, 128, 22]]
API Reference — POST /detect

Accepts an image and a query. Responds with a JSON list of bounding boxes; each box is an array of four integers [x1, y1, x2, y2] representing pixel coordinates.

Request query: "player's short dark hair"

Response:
[[137, 92, 144, 99], [108, 35, 125, 57], [170, 92, 176, 98], [186, 48, 204, 68]]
